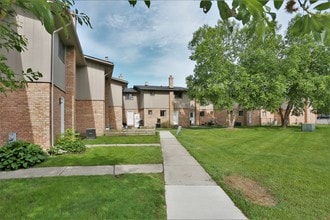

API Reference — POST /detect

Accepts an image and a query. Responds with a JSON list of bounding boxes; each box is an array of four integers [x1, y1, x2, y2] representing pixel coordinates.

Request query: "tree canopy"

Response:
[[187, 16, 330, 127]]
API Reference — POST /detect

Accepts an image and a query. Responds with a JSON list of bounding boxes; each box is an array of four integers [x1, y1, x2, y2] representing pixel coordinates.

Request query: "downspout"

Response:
[[50, 22, 72, 147]]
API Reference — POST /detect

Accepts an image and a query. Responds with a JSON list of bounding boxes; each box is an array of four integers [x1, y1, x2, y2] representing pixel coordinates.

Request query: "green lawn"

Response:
[[37, 146, 163, 167], [0, 174, 166, 219], [82, 134, 160, 145], [175, 126, 330, 219]]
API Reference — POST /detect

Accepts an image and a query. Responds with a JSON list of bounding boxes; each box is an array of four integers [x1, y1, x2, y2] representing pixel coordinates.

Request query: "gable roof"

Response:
[[133, 85, 187, 92]]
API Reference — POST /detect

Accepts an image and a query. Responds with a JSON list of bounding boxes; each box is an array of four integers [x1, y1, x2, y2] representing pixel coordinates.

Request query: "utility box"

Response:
[[86, 128, 96, 139], [301, 123, 315, 132], [8, 132, 16, 143]]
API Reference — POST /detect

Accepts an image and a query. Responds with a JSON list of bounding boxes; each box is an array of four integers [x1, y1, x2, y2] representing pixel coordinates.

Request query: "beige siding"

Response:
[[4, 10, 52, 82], [143, 91, 169, 108], [76, 61, 105, 100], [53, 34, 66, 91], [123, 94, 139, 110], [110, 81, 123, 106]]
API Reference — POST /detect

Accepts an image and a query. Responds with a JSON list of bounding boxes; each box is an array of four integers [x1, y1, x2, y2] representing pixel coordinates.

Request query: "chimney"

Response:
[[105, 56, 109, 61], [169, 75, 174, 89], [119, 73, 123, 79]]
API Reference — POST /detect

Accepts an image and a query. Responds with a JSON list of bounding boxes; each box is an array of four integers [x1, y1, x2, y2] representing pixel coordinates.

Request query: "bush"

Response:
[[49, 129, 86, 155], [0, 141, 48, 170]]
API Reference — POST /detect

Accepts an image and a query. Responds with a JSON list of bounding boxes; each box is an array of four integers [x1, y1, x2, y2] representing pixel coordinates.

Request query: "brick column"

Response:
[[65, 46, 76, 129]]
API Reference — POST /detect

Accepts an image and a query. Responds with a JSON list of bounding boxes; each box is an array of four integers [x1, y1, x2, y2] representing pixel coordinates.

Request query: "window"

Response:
[[150, 91, 155, 96], [125, 93, 133, 100], [174, 91, 183, 99], [148, 110, 153, 115], [58, 38, 65, 63], [239, 111, 244, 116], [262, 111, 267, 117], [200, 111, 205, 117], [160, 110, 166, 117]]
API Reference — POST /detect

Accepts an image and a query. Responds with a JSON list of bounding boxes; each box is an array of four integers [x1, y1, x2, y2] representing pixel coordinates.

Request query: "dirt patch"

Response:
[[224, 175, 277, 207]]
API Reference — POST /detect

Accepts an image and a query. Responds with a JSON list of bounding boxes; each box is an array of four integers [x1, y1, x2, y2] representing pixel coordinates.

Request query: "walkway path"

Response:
[[0, 164, 163, 179], [160, 131, 246, 220]]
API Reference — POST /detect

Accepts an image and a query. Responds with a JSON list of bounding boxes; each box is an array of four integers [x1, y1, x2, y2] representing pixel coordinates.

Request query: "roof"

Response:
[[112, 77, 128, 84], [85, 55, 114, 67], [133, 85, 187, 92], [123, 88, 138, 93]]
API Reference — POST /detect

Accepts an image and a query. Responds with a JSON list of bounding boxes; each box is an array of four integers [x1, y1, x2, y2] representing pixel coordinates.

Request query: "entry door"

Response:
[[60, 97, 65, 133], [190, 112, 195, 125], [173, 110, 179, 125], [134, 113, 140, 128], [127, 111, 134, 126]]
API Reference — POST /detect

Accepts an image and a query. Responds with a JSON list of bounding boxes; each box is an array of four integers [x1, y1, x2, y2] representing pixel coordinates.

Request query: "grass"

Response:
[[174, 126, 330, 219], [0, 174, 166, 219], [37, 146, 163, 167], [82, 134, 160, 145]]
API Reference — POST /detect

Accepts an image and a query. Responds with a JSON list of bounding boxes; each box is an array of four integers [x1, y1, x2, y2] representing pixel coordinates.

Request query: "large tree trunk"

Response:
[[278, 103, 293, 128], [227, 110, 237, 129]]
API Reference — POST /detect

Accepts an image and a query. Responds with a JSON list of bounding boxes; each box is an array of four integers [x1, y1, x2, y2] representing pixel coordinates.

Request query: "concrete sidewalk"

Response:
[[160, 131, 247, 220], [0, 164, 163, 180]]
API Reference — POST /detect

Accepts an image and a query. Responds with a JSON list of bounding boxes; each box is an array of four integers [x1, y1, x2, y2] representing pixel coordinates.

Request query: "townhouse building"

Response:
[[0, 9, 113, 148]]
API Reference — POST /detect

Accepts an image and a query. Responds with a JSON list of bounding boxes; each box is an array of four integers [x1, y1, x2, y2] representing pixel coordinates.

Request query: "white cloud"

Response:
[[75, 1, 292, 87]]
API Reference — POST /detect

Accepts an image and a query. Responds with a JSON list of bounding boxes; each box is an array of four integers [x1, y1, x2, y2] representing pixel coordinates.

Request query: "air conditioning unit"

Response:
[[86, 128, 96, 139]]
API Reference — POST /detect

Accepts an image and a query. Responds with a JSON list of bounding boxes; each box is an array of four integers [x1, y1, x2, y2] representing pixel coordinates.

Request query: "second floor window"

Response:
[[125, 94, 133, 100], [160, 110, 166, 117], [174, 91, 183, 99], [58, 38, 65, 63]]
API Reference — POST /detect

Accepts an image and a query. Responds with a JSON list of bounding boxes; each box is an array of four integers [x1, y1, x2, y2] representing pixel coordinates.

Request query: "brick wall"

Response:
[[75, 100, 105, 136], [65, 46, 76, 129], [178, 108, 190, 127], [0, 83, 51, 148], [108, 106, 123, 129]]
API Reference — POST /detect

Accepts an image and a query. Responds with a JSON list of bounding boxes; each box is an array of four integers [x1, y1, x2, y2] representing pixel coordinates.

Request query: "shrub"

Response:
[[49, 129, 86, 155], [0, 141, 48, 170]]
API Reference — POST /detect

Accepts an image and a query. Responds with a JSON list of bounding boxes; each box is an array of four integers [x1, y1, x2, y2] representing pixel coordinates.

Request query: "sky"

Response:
[[75, 0, 292, 88]]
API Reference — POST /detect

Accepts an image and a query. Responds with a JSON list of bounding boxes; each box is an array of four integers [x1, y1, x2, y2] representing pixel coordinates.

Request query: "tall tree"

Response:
[[187, 15, 330, 128], [0, 0, 91, 93], [187, 21, 257, 128]]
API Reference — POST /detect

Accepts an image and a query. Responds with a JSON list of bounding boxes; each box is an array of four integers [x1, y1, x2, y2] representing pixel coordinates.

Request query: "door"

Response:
[[60, 96, 65, 133], [127, 111, 134, 126], [190, 112, 195, 125], [173, 110, 179, 125], [134, 113, 140, 128]]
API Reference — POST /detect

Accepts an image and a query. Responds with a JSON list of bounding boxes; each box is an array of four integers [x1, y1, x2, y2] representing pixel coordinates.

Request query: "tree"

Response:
[[186, 21, 259, 128], [0, 0, 91, 93], [130, 0, 330, 43], [187, 15, 330, 128]]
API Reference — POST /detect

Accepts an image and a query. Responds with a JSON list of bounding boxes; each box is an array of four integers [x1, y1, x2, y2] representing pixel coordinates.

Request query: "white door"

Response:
[[127, 111, 134, 126], [173, 110, 179, 125], [190, 112, 195, 125], [60, 97, 65, 133], [134, 113, 140, 128]]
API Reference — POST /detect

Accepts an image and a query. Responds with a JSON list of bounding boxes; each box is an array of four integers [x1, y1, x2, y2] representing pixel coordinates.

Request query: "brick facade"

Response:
[[65, 46, 76, 129], [108, 106, 123, 129], [75, 100, 105, 136], [0, 83, 51, 148]]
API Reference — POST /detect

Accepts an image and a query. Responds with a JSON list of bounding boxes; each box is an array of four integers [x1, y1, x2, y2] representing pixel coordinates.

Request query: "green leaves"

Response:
[[217, 1, 232, 20], [274, 0, 284, 9], [0, 141, 48, 171], [314, 1, 330, 10], [200, 0, 212, 14], [129, 0, 151, 8]]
